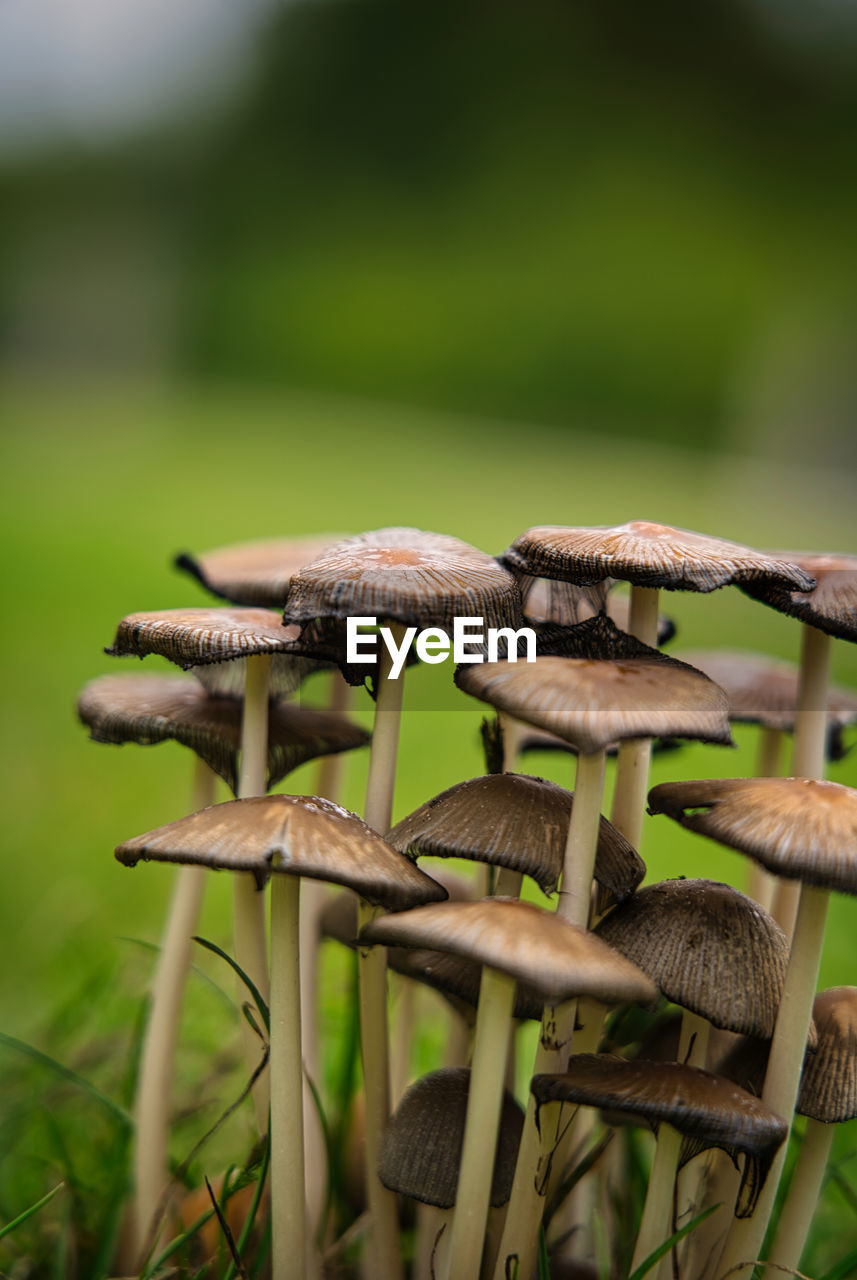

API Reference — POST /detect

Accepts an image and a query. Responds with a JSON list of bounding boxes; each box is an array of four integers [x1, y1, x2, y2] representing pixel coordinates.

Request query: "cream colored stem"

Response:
[[390, 974, 415, 1106], [748, 729, 784, 914], [610, 585, 659, 851], [133, 757, 215, 1257], [270, 872, 307, 1280], [664, 1012, 711, 1280], [717, 884, 830, 1279], [630, 1123, 684, 1277], [765, 1118, 834, 1278], [444, 968, 517, 1280], [236, 652, 272, 1133]]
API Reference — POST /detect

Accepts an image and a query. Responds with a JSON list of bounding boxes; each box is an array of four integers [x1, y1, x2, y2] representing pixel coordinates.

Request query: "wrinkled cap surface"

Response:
[[741, 552, 857, 643], [360, 897, 657, 1006], [379, 1068, 523, 1207], [107, 607, 309, 670], [175, 535, 344, 607], [283, 526, 523, 631], [388, 772, 644, 905], [595, 879, 789, 1037], [502, 522, 816, 594], [648, 777, 857, 895], [798, 987, 857, 1123], [531, 1054, 788, 1215], [116, 794, 447, 906], [78, 672, 369, 793]]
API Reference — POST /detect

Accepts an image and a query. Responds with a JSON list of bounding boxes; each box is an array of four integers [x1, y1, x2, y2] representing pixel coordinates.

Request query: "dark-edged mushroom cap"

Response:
[[283, 526, 523, 631], [77, 672, 369, 794], [502, 522, 816, 594], [595, 879, 789, 1038], [175, 535, 344, 607], [378, 1067, 524, 1208], [116, 794, 447, 907], [359, 898, 657, 1008], [648, 777, 857, 895], [741, 552, 857, 644], [388, 772, 644, 906], [798, 987, 857, 1123], [531, 1054, 789, 1216]]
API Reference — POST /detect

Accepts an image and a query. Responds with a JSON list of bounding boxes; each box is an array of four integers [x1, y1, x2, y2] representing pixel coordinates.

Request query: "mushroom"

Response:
[[174, 534, 345, 608]]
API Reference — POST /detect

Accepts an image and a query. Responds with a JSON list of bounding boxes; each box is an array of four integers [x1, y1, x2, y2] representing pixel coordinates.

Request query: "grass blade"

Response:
[[0, 1181, 65, 1242], [628, 1202, 721, 1280], [0, 1031, 132, 1129], [822, 1249, 857, 1280], [193, 936, 270, 1032]]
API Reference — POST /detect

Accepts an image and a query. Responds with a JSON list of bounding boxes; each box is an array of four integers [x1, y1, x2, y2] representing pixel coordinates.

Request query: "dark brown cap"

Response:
[[283, 527, 523, 631], [77, 672, 369, 794], [741, 552, 857, 643], [595, 879, 789, 1037], [175, 535, 345, 607], [116, 794, 447, 907], [378, 1068, 524, 1208], [388, 773, 644, 907], [648, 777, 857, 895], [502, 522, 815, 594], [798, 987, 857, 1123], [531, 1054, 788, 1215]]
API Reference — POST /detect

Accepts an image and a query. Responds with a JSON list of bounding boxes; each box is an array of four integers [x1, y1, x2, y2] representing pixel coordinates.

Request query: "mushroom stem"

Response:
[[764, 1118, 834, 1278], [609, 584, 659, 851], [236, 652, 272, 1133], [133, 757, 215, 1257], [359, 624, 407, 1280], [270, 871, 307, 1280], [443, 967, 517, 1280], [630, 1123, 685, 1278], [665, 1011, 711, 1280], [748, 729, 784, 914], [718, 884, 830, 1280]]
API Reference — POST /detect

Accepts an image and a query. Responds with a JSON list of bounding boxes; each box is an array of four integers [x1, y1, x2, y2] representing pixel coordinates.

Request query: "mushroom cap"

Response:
[[115, 794, 447, 907], [502, 522, 816, 594], [740, 552, 857, 643], [388, 773, 644, 905], [648, 777, 857, 895], [531, 1054, 788, 1215], [359, 897, 657, 1007], [378, 1068, 524, 1208], [594, 879, 789, 1037], [798, 987, 857, 1123], [520, 577, 677, 645], [175, 535, 344, 607], [456, 651, 733, 755], [283, 526, 523, 631], [77, 672, 369, 794]]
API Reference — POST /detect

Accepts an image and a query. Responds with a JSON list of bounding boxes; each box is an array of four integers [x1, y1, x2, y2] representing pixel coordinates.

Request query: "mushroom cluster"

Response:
[[76, 521, 857, 1280]]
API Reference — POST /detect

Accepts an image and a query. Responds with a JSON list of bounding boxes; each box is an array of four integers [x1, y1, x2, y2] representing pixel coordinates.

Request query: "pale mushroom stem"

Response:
[[718, 884, 830, 1279], [772, 627, 832, 938], [610, 584, 659, 851], [747, 729, 785, 913], [133, 756, 216, 1257], [236, 651, 273, 1133], [360, 625, 407, 1280], [764, 1118, 834, 1278], [492, 748, 607, 1280], [270, 871, 307, 1280], [443, 968, 517, 1280]]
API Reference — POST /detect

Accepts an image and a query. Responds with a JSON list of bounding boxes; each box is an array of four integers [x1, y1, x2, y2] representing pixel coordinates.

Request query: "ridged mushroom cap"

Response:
[[77, 672, 369, 794], [502, 522, 816, 594], [595, 879, 789, 1037], [115, 794, 447, 906], [741, 552, 857, 643], [388, 773, 644, 905], [378, 1068, 524, 1208], [175, 535, 344, 607], [648, 777, 857, 895], [283, 526, 523, 631], [531, 1054, 788, 1216], [359, 898, 657, 1007], [798, 987, 857, 1123]]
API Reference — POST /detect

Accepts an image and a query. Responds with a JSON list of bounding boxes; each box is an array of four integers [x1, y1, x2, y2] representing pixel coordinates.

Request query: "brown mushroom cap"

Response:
[[595, 879, 789, 1037], [115, 794, 447, 908], [388, 773, 644, 905], [283, 526, 523, 631], [531, 1054, 788, 1215], [378, 1068, 524, 1208], [77, 672, 369, 794], [175, 535, 344, 607], [648, 777, 857, 895], [359, 898, 657, 1008], [798, 987, 857, 1123], [501, 522, 816, 594], [741, 552, 857, 643]]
